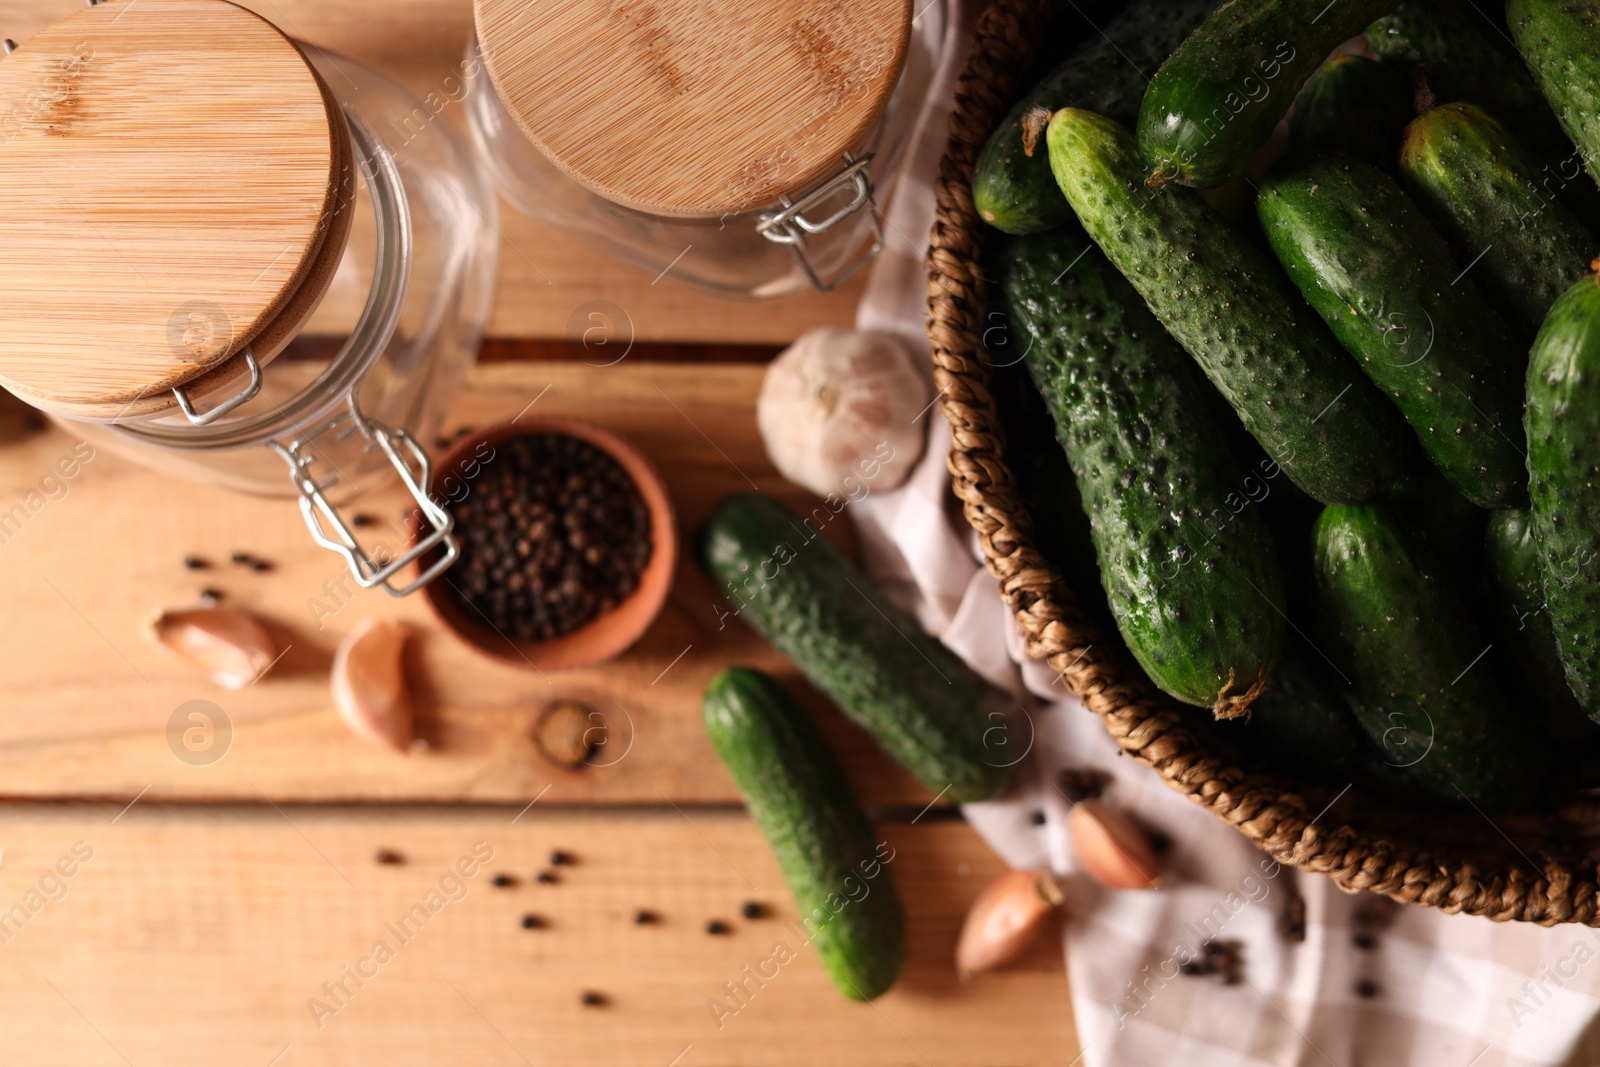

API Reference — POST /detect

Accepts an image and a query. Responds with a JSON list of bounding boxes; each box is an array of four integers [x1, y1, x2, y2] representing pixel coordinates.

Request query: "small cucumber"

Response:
[[1288, 54, 1415, 170], [1136, 0, 1398, 188], [702, 668, 905, 1001], [1312, 503, 1541, 807], [973, 0, 1216, 234], [1223, 640, 1375, 782], [1381, 455, 1486, 579], [1399, 103, 1598, 341], [1525, 266, 1600, 719], [1000, 227, 1285, 714], [1483, 510, 1597, 745], [1367, 1, 1571, 161], [1256, 153, 1528, 509], [1046, 109, 1411, 505], [696, 493, 1010, 803], [1507, 0, 1600, 187]]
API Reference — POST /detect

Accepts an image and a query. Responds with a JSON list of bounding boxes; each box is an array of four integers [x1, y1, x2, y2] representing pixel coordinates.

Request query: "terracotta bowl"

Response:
[[413, 417, 677, 671]]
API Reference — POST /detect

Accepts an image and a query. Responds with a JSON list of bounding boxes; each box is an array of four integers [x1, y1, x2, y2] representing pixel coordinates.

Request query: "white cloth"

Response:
[[850, 3, 1600, 1063]]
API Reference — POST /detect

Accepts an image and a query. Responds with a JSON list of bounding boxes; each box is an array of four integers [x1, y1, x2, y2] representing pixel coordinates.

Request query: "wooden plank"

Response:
[[0, 0, 869, 344], [0, 362, 945, 808], [0, 805, 1074, 1066]]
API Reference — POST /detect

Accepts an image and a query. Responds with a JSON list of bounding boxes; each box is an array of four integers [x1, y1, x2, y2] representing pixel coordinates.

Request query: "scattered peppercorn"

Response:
[[374, 849, 404, 865], [536, 871, 558, 885], [199, 587, 223, 604], [351, 513, 374, 528], [1352, 931, 1376, 951], [492, 874, 515, 888], [230, 552, 252, 565], [183, 556, 209, 570], [1028, 810, 1046, 826], [1355, 979, 1379, 999], [633, 910, 656, 925], [1056, 768, 1111, 804], [443, 434, 653, 641], [740, 901, 763, 920], [580, 991, 606, 1007], [521, 914, 542, 929], [1281, 886, 1306, 943], [705, 920, 728, 935], [1179, 959, 1210, 976], [1147, 829, 1173, 856], [250, 559, 273, 573], [550, 850, 573, 867]]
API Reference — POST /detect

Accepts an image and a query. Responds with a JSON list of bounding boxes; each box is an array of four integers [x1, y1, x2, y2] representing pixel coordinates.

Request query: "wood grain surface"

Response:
[[475, 0, 909, 217], [0, 0, 341, 416], [0, 804, 1074, 1066], [0, 0, 870, 343], [0, 362, 948, 809]]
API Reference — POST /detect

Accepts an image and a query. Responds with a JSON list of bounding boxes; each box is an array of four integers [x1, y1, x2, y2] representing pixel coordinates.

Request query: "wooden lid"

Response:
[[474, 0, 911, 219], [0, 0, 347, 420]]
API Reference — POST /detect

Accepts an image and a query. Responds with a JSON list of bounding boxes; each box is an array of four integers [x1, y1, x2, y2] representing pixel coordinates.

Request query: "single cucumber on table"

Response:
[[999, 227, 1284, 715], [1046, 109, 1411, 505], [1508, 0, 1600, 189], [697, 492, 1010, 803], [973, 0, 1216, 234], [1135, 0, 1399, 189], [1399, 103, 1597, 342], [1526, 266, 1600, 720], [1288, 54, 1415, 170], [1483, 510, 1596, 745], [702, 667, 905, 1001], [1256, 153, 1529, 509], [1312, 503, 1541, 807]]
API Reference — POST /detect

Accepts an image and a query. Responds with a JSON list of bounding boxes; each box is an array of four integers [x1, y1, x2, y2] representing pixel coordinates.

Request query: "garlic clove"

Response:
[[955, 869, 1065, 977], [150, 606, 277, 690], [757, 327, 933, 501], [331, 618, 413, 752], [1069, 799, 1162, 890]]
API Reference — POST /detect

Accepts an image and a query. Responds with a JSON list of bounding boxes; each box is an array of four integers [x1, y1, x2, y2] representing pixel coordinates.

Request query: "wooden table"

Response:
[[0, 1, 1077, 1063]]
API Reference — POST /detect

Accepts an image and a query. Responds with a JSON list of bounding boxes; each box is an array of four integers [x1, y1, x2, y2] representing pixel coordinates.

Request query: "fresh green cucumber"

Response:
[[1526, 266, 1600, 719], [1399, 103, 1597, 341], [1225, 640, 1374, 782], [1288, 54, 1415, 169], [974, 0, 1216, 234], [1507, 0, 1600, 188], [702, 667, 905, 1001], [1367, 1, 1571, 160], [1000, 227, 1284, 714], [1136, 0, 1398, 189], [1483, 510, 1596, 745], [1256, 153, 1528, 509], [696, 493, 1009, 802], [1312, 502, 1540, 807], [1046, 109, 1410, 505], [1381, 455, 1486, 579]]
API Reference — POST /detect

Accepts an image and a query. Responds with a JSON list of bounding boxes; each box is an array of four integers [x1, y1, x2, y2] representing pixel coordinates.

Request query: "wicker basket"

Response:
[[925, 0, 1597, 924]]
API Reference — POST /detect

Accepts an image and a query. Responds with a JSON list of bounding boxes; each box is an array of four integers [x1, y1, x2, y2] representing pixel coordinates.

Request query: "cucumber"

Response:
[[1256, 153, 1528, 509], [1506, 0, 1600, 188], [1000, 227, 1284, 715], [696, 493, 1009, 802], [1399, 103, 1597, 341], [1046, 109, 1411, 505], [702, 668, 905, 1001], [1224, 640, 1374, 782], [1288, 54, 1415, 170], [1381, 456, 1486, 579], [1483, 510, 1597, 744], [1367, 1, 1571, 161], [973, 0, 1216, 235], [1312, 502, 1541, 807], [1135, 0, 1398, 189], [1525, 267, 1600, 719]]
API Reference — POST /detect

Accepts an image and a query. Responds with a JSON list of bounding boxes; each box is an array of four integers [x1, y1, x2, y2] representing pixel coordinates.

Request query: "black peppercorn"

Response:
[[492, 874, 514, 888], [230, 552, 252, 565], [705, 920, 728, 935], [580, 991, 606, 1007], [520, 914, 542, 929], [536, 871, 557, 885], [183, 555, 208, 570], [740, 902, 763, 920], [1028, 810, 1046, 826], [633, 910, 656, 925], [351, 513, 374, 528], [1355, 979, 1379, 999], [374, 849, 404, 865], [550, 850, 572, 867], [1352, 931, 1376, 951], [250, 559, 273, 573], [199, 587, 223, 604]]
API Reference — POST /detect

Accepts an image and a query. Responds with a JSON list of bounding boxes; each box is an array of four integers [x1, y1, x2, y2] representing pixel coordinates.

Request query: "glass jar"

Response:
[[0, 0, 497, 596], [464, 0, 949, 299]]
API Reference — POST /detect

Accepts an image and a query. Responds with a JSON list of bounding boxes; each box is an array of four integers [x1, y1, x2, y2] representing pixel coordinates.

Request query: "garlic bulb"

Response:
[[150, 605, 277, 689], [757, 328, 933, 500], [331, 618, 414, 752]]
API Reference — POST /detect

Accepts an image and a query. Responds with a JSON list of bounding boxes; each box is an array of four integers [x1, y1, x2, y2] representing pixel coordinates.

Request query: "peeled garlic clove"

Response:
[[150, 606, 276, 690], [1069, 799, 1161, 890], [331, 618, 413, 752], [757, 327, 933, 500], [955, 869, 1064, 977]]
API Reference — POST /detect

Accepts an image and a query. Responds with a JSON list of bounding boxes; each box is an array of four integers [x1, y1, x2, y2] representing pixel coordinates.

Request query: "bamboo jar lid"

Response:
[[0, 0, 351, 421], [474, 0, 912, 219]]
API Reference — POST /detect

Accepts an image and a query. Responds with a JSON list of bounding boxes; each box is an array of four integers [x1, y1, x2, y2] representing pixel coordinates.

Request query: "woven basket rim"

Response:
[[922, 0, 1592, 925]]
